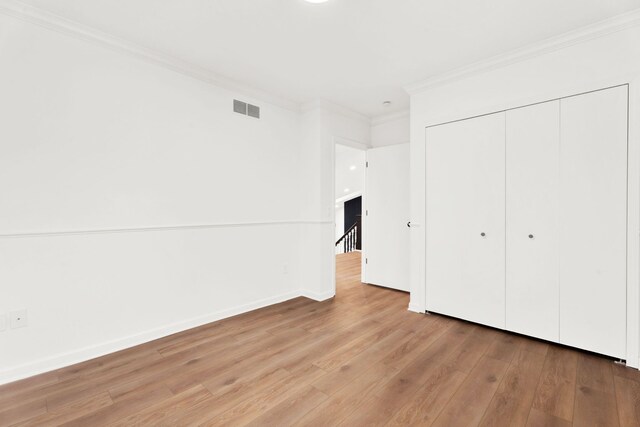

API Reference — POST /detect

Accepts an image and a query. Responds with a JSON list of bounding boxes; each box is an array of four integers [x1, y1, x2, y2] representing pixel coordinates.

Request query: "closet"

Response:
[[425, 85, 628, 359]]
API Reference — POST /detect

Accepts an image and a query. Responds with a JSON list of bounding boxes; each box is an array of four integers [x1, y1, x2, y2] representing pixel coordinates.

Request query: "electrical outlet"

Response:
[[0, 314, 6, 332], [10, 309, 28, 329]]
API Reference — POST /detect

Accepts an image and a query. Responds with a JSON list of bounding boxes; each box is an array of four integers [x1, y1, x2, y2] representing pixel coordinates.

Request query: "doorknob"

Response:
[[407, 221, 411, 228], [481, 232, 486, 237], [528, 234, 534, 239]]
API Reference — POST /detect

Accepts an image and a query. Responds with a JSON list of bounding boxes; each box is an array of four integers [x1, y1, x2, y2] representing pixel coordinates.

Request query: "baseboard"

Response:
[[0, 290, 300, 386], [299, 289, 335, 302], [408, 303, 425, 314]]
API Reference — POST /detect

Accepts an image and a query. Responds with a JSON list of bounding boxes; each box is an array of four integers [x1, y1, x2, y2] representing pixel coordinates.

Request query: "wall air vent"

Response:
[[233, 99, 260, 119], [247, 104, 260, 119], [233, 99, 247, 115]]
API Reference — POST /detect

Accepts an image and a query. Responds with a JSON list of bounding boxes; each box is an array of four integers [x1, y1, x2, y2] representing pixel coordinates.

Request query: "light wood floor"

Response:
[[1, 251, 640, 426]]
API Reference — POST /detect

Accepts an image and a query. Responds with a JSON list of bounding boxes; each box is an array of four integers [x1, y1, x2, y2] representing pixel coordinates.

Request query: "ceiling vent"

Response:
[[233, 99, 260, 119]]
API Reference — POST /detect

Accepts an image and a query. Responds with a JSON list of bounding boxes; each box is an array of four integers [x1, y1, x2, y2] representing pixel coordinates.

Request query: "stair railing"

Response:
[[336, 216, 361, 253]]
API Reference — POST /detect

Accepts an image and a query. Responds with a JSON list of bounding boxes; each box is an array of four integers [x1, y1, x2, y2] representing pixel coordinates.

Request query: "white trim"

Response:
[[625, 77, 640, 369], [0, 220, 333, 239], [334, 136, 371, 151], [371, 110, 410, 126], [0, 290, 301, 385], [302, 99, 371, 125], [333, 137, 368, 294], [0, 0, 299, 112], [335, 191, 362, 205], [405, 9, 640, 95], [422, 77, 639, 130], [299, 289, 335, 302], [407, 303, 424, 314]]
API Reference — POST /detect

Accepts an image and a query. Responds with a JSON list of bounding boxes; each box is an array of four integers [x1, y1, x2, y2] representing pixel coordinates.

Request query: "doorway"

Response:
[[334, 143, 366, 294]]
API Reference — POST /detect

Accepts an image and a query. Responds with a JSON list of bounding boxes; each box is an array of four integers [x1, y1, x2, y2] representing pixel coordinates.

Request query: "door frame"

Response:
[[418, 76, 640, 368], [332, 136, 368, 293]]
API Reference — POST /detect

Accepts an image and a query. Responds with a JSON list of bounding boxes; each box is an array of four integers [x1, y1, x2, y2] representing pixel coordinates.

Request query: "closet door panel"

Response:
[[426, 112, 506, 329], [559, 86, 628, 359], [506, 100, 560, 342]]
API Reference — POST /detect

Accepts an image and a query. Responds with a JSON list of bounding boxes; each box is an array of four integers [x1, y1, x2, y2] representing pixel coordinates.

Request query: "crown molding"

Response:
[[405, 8, 640, 95], [0, 0, 301, 112], [301, 99, 371, 125], [371, 109, 409, 126]]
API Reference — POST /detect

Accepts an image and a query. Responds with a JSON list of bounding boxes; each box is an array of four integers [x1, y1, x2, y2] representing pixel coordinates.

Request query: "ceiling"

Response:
[[16, 0, 640, 117]]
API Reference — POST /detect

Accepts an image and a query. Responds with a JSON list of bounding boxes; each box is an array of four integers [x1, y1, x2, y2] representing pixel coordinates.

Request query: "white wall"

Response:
[[335, 205, 345, 241], [298, 104, 371, 299], [0, 13, 303, 384], [409, 22, 640, 365], [0, 4, 399, 384], [371, 111, 410, 147], [335, 144, 365, 202]]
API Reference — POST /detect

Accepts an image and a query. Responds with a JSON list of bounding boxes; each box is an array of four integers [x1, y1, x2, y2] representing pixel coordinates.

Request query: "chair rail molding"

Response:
[[0, 220, 333, 239]]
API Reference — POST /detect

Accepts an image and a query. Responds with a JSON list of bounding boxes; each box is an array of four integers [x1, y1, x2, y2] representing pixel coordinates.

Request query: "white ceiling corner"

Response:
[[3, 0, 640, 117], [404, 7, 640, 95]]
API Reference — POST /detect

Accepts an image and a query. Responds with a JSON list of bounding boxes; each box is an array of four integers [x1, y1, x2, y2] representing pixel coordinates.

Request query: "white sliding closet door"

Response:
[[426, 112, 506, 329], [365, 144, 410, 291], [506, 100, 560, 342], [559, 86, 628, 359]]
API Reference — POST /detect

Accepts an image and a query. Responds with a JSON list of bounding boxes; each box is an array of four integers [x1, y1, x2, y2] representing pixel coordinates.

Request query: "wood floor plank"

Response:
[[0, 252, 634, 426], [485, 333, 524, 363], [384, 364, 467, 427], [573, 385, 620, 427], [380, 316, 452, 370], [572, 351, 620, 427], [612, 363, 640, 384], [108, 385, 212, 426], [200, 366, 326, 426], [58, 381, 173, 427], [479, 349, 547, 427], [430, 355, 510, 427], [162, 325, 316, 394], [156, 369, 293, 425], [335, 394, 396, 427], [526, 408, 572, 427], [0, 372, 59, 401], [614, 375, 640, 427], [443, 325, 499, 373], [576, 353, 615, 393], [12, 392, 113, 427], [299, 362, 400, 426], [312, 322, 395, 371], [243, 385, 328, 426], [372, 320, 487, 426], [0, 399, 47, 427], [310, 328, 414, 396], [531, 346, 578, 422]]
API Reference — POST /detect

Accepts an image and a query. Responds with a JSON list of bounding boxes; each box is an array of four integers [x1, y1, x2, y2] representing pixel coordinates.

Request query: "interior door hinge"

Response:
[[366, 210, 368, 216], [366, 161, 369, 167], [366, 258, 368, 264]]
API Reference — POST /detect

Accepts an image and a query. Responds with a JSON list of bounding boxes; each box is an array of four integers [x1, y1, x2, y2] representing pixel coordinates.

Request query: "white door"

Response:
[[559, 86, 628, 359], [506, 100, 560, 342], [426, 112, 506, 329], [364, 144, 409, 292]]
